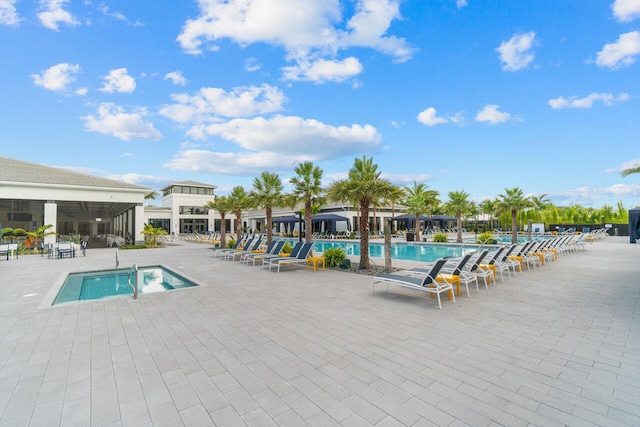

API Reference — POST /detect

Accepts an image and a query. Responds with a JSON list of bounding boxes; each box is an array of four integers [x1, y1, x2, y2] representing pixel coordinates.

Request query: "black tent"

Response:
[[272, 215, 301, 225], [392, 214, 429, 229], [311, 213, 351, 233], [629, 208, 640, 244]]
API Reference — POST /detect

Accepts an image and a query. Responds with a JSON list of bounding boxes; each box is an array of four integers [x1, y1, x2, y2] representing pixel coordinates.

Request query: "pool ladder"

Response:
[[127, 264, 139, 299]]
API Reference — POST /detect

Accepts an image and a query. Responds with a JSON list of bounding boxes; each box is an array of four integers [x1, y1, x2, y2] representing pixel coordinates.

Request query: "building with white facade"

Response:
[[144, 181, 217, 235], [0, 156, 150, 245]]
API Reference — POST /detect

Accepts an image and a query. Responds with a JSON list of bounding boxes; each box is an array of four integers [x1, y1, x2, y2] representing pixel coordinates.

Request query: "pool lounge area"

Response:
[[0, 237, 638, 426]]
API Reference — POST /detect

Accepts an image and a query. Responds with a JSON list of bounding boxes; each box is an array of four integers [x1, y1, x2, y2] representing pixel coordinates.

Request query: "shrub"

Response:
[[477, 231, 497, 244], [281, 242, 293, 254], [433, 232, 448, 243], [226, 239, 236, 248], [323, 247, 346, 268]]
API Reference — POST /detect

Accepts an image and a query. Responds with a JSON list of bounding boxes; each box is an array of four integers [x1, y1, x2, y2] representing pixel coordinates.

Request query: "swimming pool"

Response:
[[53, 265, 198, 305], [294, 240, 483, 263]]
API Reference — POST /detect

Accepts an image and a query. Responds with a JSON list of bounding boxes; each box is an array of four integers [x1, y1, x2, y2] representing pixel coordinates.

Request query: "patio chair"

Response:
[[224, 238, 263, 261], [261, 241, 304, 268], [214, 237, 251, 259], [371, 258, 453, 309], [463, 249, 491, 290], [243, 240, 285, 266], [405, 253, 475, 298], [267, 242, 314, 272], [478, 246, 507, 283]]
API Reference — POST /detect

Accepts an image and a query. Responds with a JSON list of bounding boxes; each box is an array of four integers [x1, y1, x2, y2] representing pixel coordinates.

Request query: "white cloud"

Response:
[[456, 0, 468, 8], [596, 31, 640, 69], [550, 184, 640, 206], [82, 102, 162, 141], [496, 31, 537, 71], [282, 57, 363, 83], [417, 107, 449, 127], [100, 68, 136, 93], [121, 152, 134, 157], [38, 0, 80, 31], [612, 0, 640, 22], [194, 115, 381, 155], [159, 84, 286, 124], [0, 0, 20, 26], [244, 58, 262, 72], [98, 4, 125, 20], [475, 104, 516, 124], [75, 87, 88, 96], [176, 0, 413, 82], [164, 71, 187, 86], [165, 115, 381, 175], [383, 173, 432, 184], [548, 92, 630, 109], [31, 63, 81, 91], [107, 173, 172, 185]]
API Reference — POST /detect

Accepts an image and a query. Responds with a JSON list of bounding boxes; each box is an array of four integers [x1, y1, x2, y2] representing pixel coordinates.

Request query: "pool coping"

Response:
[[37, 263, 207, 310]]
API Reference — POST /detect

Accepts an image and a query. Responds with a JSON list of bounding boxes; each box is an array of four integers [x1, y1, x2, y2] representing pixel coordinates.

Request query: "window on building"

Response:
[[179, 206, 208, 215], [148, 218, 170, 233]]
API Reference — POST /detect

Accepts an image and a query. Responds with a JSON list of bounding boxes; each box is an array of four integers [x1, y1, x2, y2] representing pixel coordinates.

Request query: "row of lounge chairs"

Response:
[[212, 237, 315, 273], [372, 234, 589, 309]]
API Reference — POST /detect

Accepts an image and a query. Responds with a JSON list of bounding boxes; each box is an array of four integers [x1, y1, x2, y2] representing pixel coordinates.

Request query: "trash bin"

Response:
[[406, 232, 415, 242]]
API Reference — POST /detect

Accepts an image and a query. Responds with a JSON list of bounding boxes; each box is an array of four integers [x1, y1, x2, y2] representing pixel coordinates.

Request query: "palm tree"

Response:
[[142, 223, 167, 247], [289, 161, 324, 243], [205, 195, 231, 248], [25, 224, 56, 249], [327, 156, 396, 269], [251, 171, 285, 246], [497, 187, 532, 244], [403, 181, 440, 241], [227, 186, 253, 243], [444, 190, 471, 243], [384, 186, 406, 228], [621, 164, 640, 177], [479, 199, 497, 231]]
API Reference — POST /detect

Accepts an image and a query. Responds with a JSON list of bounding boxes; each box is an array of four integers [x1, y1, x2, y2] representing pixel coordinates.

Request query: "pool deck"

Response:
[[0, 237, 638, 426]]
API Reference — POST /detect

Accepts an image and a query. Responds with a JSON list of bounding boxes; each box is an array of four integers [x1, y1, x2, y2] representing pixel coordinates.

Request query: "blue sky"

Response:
[[2, 0, 640, 209]]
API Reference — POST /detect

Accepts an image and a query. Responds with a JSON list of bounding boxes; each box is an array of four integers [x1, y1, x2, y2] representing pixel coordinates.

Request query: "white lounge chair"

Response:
[[372, 258, 454, 309]]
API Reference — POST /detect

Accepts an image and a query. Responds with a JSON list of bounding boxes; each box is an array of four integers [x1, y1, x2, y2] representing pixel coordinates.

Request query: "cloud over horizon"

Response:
[[496, 31, 537, 71], [176, 0, 413, 83], [612, 0, 640, 22], [548, 92, 630, 109], [82, 103, 162, 141], [475, 104, 517, 124], [31, 62, 81, 92], [37, 0, 79, 31], [596, 31, 640, 69]]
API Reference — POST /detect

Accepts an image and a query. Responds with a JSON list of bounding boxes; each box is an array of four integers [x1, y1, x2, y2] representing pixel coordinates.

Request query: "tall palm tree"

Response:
[[403, 181, 440, 241], [205, 195, 231, 248], [327, 156, 395, 269], [497, 187, 532, 244], [289, 161, 324, 243], [251, 171, 285, 246], [444, 190, 471, 243], [384, 186, 406, 230], [479, 199, 497, 231], [227, 186, 253, 243]]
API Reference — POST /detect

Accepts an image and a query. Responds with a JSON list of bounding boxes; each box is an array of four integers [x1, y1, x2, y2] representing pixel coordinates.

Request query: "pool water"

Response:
[[305, 240, 481, 263], [53, 265, 197, 305]]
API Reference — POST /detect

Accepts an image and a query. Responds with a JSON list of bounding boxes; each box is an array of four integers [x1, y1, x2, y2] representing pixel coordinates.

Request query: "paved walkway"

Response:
[[0, 237, 638, 426]]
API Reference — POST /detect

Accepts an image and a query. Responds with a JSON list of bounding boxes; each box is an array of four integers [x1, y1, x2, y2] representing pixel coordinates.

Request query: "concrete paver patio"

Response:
[[0, 237, 639, 426]]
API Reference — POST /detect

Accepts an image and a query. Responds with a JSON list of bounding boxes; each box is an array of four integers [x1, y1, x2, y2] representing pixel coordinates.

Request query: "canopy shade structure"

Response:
[[629, 208, 640, 244], [429, 215, 457, 221], [391, 214, 429, 230], [312, 213, 352, 232], [271, 215, 303, 225]]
